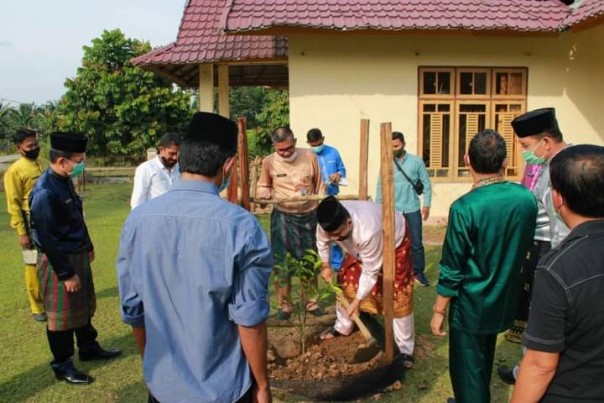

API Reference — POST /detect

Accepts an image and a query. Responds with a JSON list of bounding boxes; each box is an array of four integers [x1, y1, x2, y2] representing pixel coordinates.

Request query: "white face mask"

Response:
[[280, 150, 298, 162]]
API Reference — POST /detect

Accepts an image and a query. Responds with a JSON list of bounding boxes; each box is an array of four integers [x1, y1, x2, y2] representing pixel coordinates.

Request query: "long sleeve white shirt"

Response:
[[316, 201, 405, 300], [130, 156, 180, 209]]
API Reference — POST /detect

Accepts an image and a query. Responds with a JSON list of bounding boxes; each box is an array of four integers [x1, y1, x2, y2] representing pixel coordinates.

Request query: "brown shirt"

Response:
[[257, 148, 323, 214]]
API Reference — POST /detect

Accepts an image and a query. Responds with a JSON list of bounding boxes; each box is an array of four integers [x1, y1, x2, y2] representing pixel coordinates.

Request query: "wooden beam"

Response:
[[379, 122, 395, 364], [358, 119, 370, 200], [250, 194, 359, 204], [238, 117, 251, 211]]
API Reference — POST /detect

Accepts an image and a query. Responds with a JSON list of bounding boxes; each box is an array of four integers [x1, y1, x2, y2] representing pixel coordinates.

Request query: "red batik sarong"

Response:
[[337, 226, 414, 318]]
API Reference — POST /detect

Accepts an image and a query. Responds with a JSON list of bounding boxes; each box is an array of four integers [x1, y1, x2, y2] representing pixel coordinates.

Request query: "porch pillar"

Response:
[[198, 63, 214, 112], [218, 64, 230, 117]]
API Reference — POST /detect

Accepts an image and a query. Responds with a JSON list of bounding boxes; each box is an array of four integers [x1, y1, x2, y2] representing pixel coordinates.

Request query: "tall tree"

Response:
[[56, 29, 193, 157], [254, 89, 289, 154]]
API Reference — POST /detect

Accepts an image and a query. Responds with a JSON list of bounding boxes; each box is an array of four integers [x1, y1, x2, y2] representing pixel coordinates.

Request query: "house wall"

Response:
[[287, 25, 604, 220]]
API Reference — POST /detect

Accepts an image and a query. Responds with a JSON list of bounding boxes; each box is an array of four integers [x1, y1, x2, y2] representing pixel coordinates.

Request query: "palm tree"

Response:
[[0, 102, 15, 152], [11, 102, 38, 129]]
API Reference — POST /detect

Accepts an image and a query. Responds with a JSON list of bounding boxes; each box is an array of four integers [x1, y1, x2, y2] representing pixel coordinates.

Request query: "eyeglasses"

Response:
[[275, 142, 296, 155]]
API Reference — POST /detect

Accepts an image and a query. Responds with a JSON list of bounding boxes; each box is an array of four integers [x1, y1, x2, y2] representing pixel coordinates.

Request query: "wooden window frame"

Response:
[[418, 67, 527, 183]]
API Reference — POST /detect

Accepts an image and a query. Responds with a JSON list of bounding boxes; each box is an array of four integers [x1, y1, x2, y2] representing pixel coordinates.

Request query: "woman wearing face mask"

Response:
[[498, 107, 571, 386], [257, 126, 325, 320]]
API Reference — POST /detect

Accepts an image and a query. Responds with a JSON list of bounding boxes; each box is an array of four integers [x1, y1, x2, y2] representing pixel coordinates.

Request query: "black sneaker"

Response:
[[497, 365, 516, 385], [414, 273, 430, 287]]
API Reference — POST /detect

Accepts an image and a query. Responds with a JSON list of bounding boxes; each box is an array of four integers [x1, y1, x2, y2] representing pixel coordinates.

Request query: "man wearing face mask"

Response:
[[118, 112, 273, 403], [376, 131, 432, 287], [29, 132, 121, 385], [257, 126, 324, 320], [315, 196, 416, 367], [498, 107, 571, 385], [130, 132, 181, 209], [512, 145, 604, 403], [3, 128, 46, 321], [307, 128, 347, 273]]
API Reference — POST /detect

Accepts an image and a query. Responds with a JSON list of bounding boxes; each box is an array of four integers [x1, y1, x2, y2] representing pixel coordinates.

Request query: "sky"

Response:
[[0, 0, 187, 106]]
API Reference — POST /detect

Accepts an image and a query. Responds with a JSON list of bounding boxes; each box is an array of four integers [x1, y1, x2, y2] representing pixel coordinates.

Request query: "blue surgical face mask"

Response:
[[217, 168, 232, 193], [311, 145, 324, 154], [521, 139, 546, 165]]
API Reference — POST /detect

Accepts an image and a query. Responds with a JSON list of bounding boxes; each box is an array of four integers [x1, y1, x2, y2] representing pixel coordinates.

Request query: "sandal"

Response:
[[400, 353, 414, 369], [275, 309, 291, 321], [308, 307, 325, 317], [319, 326, 342, 340]]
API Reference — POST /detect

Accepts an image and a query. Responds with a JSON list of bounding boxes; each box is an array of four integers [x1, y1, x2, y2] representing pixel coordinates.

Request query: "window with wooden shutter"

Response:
[[418, 67, 527, 182]]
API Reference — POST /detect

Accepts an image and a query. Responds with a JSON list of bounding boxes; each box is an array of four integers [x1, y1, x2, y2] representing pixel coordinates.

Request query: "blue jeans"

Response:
[[403, 210, 425, 276]]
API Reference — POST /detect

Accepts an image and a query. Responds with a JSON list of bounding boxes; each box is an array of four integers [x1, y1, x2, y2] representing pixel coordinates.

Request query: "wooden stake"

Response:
[[227, 150, 239, 204], [250, 194, 359, 204], [358, 119, 370, 200], [238, 117, 250, 211], [379, 122, 395, 364]]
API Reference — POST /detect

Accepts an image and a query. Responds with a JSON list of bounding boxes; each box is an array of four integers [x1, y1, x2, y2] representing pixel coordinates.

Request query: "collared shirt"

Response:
[[376, 152, 432, 213], [523, 220, 604, 402], [257, 148, 323, 214], [532, 160, 570, 247], [437, 182, 537, 334], [130, 156, 180, 209], [3, 156, 44, 235], [313, 144, 347, 196], [316, 201, 405, 300], [29, 169, 94, 280], [117, 180, 272, 403]]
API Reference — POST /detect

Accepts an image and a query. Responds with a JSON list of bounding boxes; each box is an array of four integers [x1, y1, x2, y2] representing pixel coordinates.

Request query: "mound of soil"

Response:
[[266, 311, 405, 401]]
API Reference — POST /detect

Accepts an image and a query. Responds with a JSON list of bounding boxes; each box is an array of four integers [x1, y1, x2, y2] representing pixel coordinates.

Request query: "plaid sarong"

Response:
[[338, 224, 414, 318], [270, 208, 317, 267], [38, 249, 96, 331]]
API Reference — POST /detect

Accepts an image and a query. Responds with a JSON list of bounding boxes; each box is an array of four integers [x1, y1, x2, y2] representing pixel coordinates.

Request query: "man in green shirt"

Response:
[[430, 129, 538, 403]]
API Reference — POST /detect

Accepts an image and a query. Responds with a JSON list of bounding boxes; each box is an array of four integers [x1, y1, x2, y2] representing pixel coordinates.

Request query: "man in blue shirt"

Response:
[[118, 112, 273, 403], [307, 128, 348, 271], [377, 131, 432, 286]]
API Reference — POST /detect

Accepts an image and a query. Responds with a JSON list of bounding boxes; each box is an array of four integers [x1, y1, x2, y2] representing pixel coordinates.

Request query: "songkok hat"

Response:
[[317, 196, 348, 232], [50, 132, 88, 153], [185, 112, 238, 153], [511, 108, 558, 138]]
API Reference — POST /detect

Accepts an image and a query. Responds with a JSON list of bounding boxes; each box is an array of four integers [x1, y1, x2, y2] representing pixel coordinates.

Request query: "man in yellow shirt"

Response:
[[4, 128, 46, 321]]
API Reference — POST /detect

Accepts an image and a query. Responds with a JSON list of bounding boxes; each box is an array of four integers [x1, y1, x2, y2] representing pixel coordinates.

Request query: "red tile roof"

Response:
[[222, 0, 571, 33], [563, 0, 604, 28], [132, 0, 287, 87]]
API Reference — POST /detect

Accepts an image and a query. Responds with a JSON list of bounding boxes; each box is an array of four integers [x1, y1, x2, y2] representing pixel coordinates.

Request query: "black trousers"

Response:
[[148, 386, 252, 403], [47, 322, 100, 363]]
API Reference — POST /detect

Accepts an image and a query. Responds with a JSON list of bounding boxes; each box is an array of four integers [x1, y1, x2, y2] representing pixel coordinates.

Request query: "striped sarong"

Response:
[[270, 208, 317, 269], [338, 225, 414, 318], [38, 249, 96, 331]]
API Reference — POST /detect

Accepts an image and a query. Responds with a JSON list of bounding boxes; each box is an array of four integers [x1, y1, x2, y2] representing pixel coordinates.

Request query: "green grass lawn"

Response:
[[0, 183, 520, 402]]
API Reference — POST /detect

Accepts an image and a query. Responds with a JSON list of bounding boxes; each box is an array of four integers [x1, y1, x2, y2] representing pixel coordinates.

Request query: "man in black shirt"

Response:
[[511, 144, 604, 403]]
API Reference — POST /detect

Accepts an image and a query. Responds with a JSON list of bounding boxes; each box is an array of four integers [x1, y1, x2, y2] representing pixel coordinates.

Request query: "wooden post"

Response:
[[227, 159, 238, 204], [218, 64, 230, 117], [379, 122, 396, 364], [238, 117, 250, 211], [358, 119, 370, 200]]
